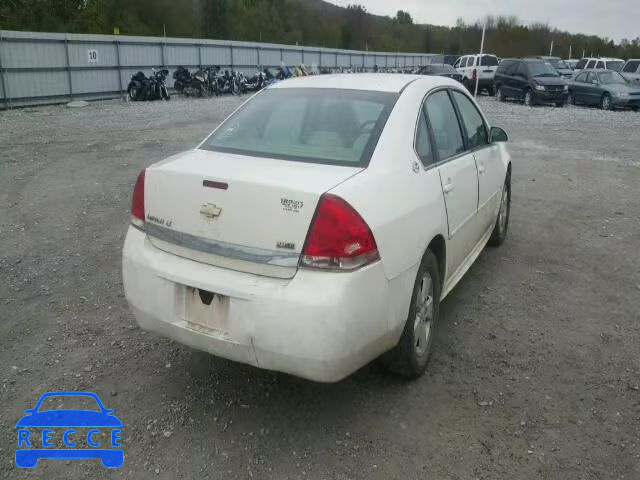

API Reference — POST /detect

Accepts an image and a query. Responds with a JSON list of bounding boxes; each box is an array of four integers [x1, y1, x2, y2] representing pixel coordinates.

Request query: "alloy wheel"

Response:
[[413, 272, 434, 357]]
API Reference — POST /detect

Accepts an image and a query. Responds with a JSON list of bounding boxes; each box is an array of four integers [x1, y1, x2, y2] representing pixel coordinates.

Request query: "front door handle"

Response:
[[443, 183, 455, 195]]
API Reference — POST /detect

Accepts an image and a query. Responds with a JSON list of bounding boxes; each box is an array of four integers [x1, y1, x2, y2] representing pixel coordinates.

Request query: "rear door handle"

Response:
[[443, 183, 455, 195]]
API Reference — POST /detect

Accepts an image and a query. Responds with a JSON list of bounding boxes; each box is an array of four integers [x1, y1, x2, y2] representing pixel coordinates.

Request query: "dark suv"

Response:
[[494, 59, 569, 107]]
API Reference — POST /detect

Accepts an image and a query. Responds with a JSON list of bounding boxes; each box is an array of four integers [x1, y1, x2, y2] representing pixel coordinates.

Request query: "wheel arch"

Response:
[[427, 234, 446, 286]]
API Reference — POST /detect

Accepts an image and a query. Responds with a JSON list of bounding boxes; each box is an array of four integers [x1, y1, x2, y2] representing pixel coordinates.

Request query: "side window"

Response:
[[503, 61, 517, 75], [515, 63, 527, 77], [414, 107, 433, 165], [424, 90, 465, 161], [451, 91, 488, 149], [575, 72, 588, 82], [575, 59, 588, 70], [586, 72, 597, 83], [596, 61, 605, 69], [622, 60, 640, 73]]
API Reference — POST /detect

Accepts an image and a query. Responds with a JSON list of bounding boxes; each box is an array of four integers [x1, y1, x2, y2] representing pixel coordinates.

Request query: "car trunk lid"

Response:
[[143, 149, 362, 279]]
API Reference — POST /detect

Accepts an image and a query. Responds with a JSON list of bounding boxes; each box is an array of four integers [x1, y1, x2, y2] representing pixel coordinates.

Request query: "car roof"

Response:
[[268, 73, 448, 93], [582, 57, 624, 61]]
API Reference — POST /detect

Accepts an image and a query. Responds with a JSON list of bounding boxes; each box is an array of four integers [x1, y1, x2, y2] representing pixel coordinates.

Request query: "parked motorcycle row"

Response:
[[127, 64, 329, 101]]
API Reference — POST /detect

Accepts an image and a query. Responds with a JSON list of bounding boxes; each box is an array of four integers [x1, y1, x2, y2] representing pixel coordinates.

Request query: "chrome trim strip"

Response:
[[145, 223, 299, 268]]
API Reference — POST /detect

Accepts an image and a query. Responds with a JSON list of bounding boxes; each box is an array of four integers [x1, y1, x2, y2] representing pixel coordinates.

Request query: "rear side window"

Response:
[[596, 61, 605, 69], [424, 90, 465, 161], [414, 108, 433, 165], [576, 59, 588, 69], [201, 88, 398, 167], [480, 56, 499, 67], [515, 63, 528, 77], [451, 91, 488, 150], [622, 60, 640, 73]]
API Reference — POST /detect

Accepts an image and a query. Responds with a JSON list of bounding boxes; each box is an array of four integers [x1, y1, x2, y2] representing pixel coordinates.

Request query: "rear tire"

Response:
[[489, 172, 511, 247], [381, 251, 440, 379], [600, 93, 612, 110], [487, 86, 495, 97]]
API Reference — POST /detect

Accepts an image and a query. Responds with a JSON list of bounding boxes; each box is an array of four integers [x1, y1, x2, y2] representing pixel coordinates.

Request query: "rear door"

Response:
[[450, 90, 504, 232], [478, 55, 499, 82], [513, 62, 528, 99], [424, 89, 480, 275], [572, 72, 589, 102]]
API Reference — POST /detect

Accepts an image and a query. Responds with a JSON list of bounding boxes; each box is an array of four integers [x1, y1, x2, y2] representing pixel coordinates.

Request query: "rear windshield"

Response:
[[201, 88, 398, 167], [480, 56, 499, 67], [598, 71, 628, 85]]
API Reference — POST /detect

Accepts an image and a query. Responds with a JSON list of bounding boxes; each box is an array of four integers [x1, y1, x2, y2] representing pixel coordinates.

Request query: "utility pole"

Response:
[[549, 40, 554, 56], [474, 23, 485, 97]]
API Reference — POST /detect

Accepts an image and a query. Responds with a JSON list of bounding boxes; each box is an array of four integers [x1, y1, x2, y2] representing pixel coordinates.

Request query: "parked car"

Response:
[[426, 54, 460, 66], [529, 56, 574, 78], [122, 74, 512, 383], [417, 64, 462, 83], [573, 57, 625, 73], [494, 58, 568, 107], [454, 54, 500, 95], [621, 59, 640, 85], [568, 70, 640, 111]]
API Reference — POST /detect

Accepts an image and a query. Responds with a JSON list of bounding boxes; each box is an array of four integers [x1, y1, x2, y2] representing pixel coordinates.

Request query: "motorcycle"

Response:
[[240, 71, 265, 93], [172, 66, 190, 94], [127, 69, 169, 101]]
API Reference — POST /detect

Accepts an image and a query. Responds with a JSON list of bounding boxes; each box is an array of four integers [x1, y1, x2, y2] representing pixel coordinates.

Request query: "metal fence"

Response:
[[0, 30, 432, 109]]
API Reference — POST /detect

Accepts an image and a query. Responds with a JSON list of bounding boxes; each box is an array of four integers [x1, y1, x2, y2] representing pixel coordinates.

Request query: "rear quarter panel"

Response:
[[329, 79, 449, 283]]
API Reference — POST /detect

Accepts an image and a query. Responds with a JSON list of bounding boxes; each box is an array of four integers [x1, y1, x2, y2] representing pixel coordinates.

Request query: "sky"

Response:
[[326, 0, 639, 43]]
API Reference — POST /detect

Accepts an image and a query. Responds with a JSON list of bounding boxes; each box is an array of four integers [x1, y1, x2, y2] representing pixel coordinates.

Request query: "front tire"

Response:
[[489, 172, 511, 247], [567, 92, 575, 105], [381, 251, 440, 379], [524, 89, 534, 107], [600, 93, 612, 111]]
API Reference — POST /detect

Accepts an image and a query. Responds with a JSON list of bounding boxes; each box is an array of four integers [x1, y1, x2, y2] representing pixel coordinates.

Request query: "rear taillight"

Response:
[[472, 68, 477, 80], [300, 194, 379, 271], [131, 169, 145, 229]]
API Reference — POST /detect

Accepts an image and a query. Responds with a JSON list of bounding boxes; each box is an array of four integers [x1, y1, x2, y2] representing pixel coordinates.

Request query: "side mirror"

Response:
[[490, 126, 508, 143]]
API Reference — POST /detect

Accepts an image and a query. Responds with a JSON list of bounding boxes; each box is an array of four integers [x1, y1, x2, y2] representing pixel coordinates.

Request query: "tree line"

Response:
[[1, 0, 638, 59]]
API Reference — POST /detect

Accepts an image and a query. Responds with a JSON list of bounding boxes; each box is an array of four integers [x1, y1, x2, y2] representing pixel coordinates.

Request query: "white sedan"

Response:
[[123, 74, 511, 382]]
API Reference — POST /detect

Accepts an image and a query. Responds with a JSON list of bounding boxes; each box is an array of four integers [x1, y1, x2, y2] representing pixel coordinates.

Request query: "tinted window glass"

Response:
[[515, 63, 528, 77], [480, 56, 499, 66], [202, 88, 398, 167], [415, 109, 433, 165], [575, 72, 588, 82], [451, 91, 488, 149], [576, 59, 588, 69], [425, 90, 465, 161], [585, 60, 595, 69], [527, 61, 559, 77], [623, 60, 640, 73], [596, 61, 605, 69], [598, 71, 627, 85], [607, 61, 624, 71], [497, 60, 513, 74]]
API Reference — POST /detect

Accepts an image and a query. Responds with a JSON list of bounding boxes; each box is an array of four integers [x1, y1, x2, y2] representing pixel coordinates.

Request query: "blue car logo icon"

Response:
[[15, 391, 123, 468]]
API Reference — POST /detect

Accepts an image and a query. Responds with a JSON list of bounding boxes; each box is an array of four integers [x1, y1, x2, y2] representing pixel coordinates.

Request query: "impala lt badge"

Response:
[[200, 203, 222, 219]]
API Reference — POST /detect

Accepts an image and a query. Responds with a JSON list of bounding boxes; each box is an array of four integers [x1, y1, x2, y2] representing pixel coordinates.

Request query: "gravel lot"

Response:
[[1, 93, 639, 479]]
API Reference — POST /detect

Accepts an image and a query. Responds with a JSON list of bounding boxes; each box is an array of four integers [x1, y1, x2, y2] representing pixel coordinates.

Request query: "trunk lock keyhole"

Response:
[[198, 289, 215, 306]]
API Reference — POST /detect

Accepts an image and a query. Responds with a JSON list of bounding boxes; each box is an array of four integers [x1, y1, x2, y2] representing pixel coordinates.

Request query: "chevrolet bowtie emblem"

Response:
[[200, 203, 222, 219]]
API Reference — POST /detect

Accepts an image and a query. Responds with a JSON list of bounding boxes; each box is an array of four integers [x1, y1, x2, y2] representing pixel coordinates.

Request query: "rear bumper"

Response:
[[122, 227, 396, 382]]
